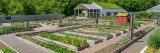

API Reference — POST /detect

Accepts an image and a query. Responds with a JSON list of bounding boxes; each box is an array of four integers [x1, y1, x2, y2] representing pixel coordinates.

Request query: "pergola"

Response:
[[74, 4, 101, 18]]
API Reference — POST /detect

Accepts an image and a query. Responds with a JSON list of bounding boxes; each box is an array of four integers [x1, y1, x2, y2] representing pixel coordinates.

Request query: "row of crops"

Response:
[[0, 22, 41, 35]]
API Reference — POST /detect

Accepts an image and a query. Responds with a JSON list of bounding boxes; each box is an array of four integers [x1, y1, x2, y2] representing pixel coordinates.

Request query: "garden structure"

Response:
[[74, 2, 127, 18], [116, 13, 130, 24]]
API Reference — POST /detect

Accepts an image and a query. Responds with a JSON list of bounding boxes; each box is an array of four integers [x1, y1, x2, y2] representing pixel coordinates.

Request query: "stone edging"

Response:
[[0, 40, 19, 53], [112, 27, 155, 53], [15, 36, 56, 53]]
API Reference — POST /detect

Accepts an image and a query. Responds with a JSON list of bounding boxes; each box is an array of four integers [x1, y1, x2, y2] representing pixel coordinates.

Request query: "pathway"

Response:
[[121, 26, 158, 53], [0, 34, 48, 53]]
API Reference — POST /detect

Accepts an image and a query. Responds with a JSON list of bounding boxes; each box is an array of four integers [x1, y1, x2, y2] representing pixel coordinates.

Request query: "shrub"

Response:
[[148, 30, 160, 49]]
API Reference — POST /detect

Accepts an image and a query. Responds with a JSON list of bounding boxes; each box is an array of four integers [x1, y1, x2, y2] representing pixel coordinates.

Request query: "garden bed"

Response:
[[18, 35, 76, 53]]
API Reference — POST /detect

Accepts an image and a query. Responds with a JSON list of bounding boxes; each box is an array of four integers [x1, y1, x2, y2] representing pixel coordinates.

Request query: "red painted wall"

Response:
[[116, 16, 129, 24]]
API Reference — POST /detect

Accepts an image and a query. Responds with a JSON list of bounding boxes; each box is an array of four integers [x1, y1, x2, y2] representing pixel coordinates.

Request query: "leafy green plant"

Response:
[[148, 30, 160, 49], [0, 47, 16, 53], [20, 35, 76, 53], [39, 32, 87, 47], [0, 25, 32, 35]]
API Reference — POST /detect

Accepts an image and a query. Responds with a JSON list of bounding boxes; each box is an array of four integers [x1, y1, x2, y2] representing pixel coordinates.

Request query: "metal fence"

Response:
[[0, 14, 61, 23]]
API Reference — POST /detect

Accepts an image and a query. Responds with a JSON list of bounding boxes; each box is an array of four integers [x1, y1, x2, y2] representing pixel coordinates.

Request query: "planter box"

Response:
[[77, 44, 90, 51], [107, 35, 113, 40], [94, 39, 103, 44]]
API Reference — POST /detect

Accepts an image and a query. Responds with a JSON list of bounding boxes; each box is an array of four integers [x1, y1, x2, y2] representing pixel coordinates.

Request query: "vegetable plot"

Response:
[[20, 35, 76, 53], [39, 32, 87, 47], [0, 26, 32, 35]]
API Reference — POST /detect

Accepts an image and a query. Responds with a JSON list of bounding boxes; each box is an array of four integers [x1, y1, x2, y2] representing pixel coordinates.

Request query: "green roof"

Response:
[[96, 2, 120, 8]]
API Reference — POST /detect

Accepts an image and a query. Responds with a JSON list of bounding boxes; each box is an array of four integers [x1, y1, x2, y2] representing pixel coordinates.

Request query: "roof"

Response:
[[103, 8, 127, 12], [74, 3, 101, 10], [116, 13, 128, 16], [96, 2, 120, 8], [146, 5, 160, 13]]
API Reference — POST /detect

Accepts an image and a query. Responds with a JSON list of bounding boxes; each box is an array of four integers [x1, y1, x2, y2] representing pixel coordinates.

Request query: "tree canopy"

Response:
[[0, 0, 160, 16]]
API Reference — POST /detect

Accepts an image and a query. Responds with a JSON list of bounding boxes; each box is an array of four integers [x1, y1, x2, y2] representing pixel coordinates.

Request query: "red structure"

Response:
[[116, 13, 130, 24]]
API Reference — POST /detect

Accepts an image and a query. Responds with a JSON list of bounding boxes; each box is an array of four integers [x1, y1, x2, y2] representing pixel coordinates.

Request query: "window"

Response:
[[5, 17, 11, 20], [114, 12, 118, 15], [106, 12, 111, 16]]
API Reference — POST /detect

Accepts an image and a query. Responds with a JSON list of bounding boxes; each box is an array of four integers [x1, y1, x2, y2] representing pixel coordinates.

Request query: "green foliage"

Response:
[[0, 26, 31, 35], [112, 0, 159, 12], [39, 32, 87, 47], [135, 11, 158, 19], [21, 35, 76, 53], [0, 0, 159, 16], [148, 29, 160, 49], [0, 47, 16, 53]]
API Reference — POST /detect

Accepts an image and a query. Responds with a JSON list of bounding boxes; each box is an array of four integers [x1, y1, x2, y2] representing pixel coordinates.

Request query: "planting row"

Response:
[[19, 35, 76, 53], [39, 32, 87, 47], [0, 22, 42, 35]]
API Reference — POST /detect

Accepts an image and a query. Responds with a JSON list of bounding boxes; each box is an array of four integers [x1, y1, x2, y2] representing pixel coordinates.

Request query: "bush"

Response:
[[148, 30, 160, 49]]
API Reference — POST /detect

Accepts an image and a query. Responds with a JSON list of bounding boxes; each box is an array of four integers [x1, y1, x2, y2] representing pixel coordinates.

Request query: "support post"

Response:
[[26, 15, 29, 31], [131, 13, 134, 40], [78, 9, 79, 17], [96, 9, 99, 25], [89, 9, 90, 18]]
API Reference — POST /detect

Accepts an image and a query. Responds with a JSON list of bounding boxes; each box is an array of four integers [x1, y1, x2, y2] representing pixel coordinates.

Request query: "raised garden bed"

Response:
[[39, 32, 88, 48], [0, 25, 33, 35], [18, 35, 76, 53], [60, 32, 103, 44]]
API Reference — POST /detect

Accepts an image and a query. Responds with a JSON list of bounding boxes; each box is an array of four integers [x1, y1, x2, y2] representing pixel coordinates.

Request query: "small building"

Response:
[[102, 8, 127, 16], [74, 2, 127, 18], [116, 13, 130, 24], [74, 3, 101, 18]]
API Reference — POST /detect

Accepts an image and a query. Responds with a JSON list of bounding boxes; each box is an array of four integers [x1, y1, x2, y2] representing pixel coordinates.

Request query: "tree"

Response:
[[7, 0, 24, 15]]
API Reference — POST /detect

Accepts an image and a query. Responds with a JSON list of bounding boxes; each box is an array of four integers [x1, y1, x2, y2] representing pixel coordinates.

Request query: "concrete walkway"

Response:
[[121, 26, 159, 53], [0, 34, 47, 53]]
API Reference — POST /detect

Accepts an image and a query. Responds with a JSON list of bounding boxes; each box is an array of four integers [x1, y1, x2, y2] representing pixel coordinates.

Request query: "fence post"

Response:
[[26, 15, 29, 30]]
